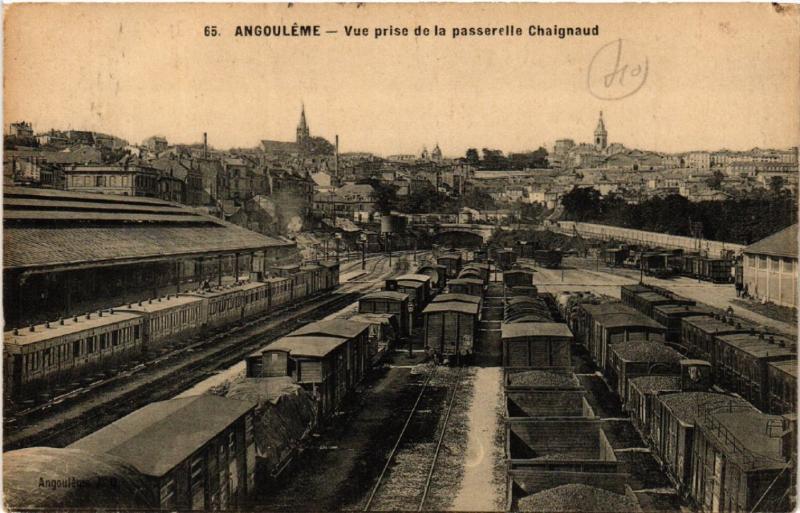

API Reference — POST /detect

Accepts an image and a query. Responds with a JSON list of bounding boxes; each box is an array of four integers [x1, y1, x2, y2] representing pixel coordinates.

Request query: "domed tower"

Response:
[[296, 104, 310, 146], [594, 111, 608, 150], [431, 143, 442, 161]]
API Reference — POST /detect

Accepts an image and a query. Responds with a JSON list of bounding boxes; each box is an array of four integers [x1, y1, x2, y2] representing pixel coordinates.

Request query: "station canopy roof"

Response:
[[4, 187, 292, 273], [743, 224, 798, 259]]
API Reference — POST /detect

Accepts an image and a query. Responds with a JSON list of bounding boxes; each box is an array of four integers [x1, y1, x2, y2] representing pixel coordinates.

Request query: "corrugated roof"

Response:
[[501, 322, 573, 339], [743, 224, 798, 258], [70, 395, 254, 477], [288, 319, 370, 339], [4, 188, 291, 271], [422, 301, 480, 315]]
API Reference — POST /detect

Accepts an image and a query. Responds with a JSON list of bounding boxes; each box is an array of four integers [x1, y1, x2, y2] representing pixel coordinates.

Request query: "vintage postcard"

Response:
[[3, 3, 799, 512]]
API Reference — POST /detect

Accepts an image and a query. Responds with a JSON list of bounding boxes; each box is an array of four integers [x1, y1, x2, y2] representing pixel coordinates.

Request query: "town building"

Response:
[[143, 135, 168, 153], [741, 224, 797, 309], [8, 121, 34, 137]]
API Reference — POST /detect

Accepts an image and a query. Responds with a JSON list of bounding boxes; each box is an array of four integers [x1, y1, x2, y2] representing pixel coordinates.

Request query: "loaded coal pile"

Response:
[[517, 483, 639, 513], [508, 370, 580, 388], [221, 377, 317, 476]]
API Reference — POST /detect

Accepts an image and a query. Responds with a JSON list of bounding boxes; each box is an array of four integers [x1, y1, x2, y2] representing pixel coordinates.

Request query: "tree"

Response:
[[706, 170, 725, 190], [769, 175, 786, 194], [465, 148, 480, 166], [481, 148, 509, 170], [561, 186, 602, 221], [359, 178, 397, 213]]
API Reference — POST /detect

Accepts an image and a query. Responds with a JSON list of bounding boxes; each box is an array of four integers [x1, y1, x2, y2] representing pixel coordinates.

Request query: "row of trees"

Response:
[[464, 147, 549, 170], [560, 186, 797, 245], [362, 178, 498, 214]]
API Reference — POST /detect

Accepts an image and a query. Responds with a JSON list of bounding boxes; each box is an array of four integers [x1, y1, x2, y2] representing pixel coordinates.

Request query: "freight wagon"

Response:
[[607, 340, 683, 405], [422, 300, 480, 362], [767, 359, 797, 415], [651, 304, 713, 344], [437, 253, 463, 278], [358, 291, 411, 338], [501, 322, 573, 368], [630, 291, 695, 319], [533, 249, 562, 269], [503, 269, 534, 288], [447, 277, 484, 297], [392, 273, 433, 303], [496, 248, 517, 271], [417, 265, 447, 292]]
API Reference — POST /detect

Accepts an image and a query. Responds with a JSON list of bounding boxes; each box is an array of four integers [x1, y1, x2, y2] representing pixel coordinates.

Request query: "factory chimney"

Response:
[[203, 132, 208, 158], [335, 134, 340, 180]]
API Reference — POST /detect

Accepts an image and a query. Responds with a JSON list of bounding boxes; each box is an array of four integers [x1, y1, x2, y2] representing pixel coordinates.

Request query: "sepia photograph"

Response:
[[2, 3, 799, 512]]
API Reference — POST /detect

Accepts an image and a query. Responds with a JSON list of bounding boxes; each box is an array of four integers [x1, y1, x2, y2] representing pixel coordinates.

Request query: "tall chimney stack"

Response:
[[335, 134, 339, 180], [203, 132, 208, 158]]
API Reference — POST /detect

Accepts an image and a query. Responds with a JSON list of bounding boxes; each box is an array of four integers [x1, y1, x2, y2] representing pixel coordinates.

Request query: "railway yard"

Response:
[[3, 243, 797, 513]]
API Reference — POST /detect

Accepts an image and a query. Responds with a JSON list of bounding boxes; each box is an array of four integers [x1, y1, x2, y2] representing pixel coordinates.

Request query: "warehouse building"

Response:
[[742, 224, 797, 309]]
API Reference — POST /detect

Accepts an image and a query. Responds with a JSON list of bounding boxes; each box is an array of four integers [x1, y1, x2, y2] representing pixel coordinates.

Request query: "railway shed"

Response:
[[247, 335, 352, 418], [4, 186, 295, 330], [447, 277, 484, 296], [607, 340, 683, 404], [70, 394, 257, 510], [501, 322, 572, 368], [767, 359, 797, 415], [651, 304, 714, 344], [691, 404, 791, 513], [358, 291, 410, 337], [422, 300, 480, 359]]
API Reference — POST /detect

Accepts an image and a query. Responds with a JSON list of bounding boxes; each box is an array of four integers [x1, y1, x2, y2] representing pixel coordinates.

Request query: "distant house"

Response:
[[8, 121, 34, 137], [143, 135, 168, 153], [742, 224, 797, 309]]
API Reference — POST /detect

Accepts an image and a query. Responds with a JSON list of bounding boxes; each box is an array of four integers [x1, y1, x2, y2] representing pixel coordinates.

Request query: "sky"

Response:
[[5, 3, 799, 157]]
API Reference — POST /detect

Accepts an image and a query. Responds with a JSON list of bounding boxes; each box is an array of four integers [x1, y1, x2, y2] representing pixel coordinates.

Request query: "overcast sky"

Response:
[[5, 3, 799, 156]]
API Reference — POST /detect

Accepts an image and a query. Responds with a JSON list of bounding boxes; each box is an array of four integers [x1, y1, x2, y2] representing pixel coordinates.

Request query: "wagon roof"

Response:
[[580, 301, 628, 316], [396, 280, 424, 289], [422, 301, 480, 315], [504, 269, 533, 275], [348, 313, 395, 326], [448, 278, 483, 285], [682, 316, 750, 333], [121, 294, 205, 314], [635, 292, 672, 302], [611, 341, 682, 362], [70, 395, 254, 478], [504, 313, 554, 323], [432, 293, 481, 304], [360, 291, 409, 302], [265, 335, 348, 357], [288, 319, 370, 339], [507, 297, 547, 306], [394, 273, 432, 283], [5, 310, 142, 347], [768, 359, 797, 377], [501, 322, 573, 339], [653, 304, 713, 316], [182, 281, 265, 298], [699, 407, 787, 469], [318, 260, 340, 268]]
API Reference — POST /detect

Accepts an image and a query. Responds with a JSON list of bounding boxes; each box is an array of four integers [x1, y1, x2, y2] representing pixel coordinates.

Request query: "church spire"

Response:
[[296, 103, 310, 145], [594, 110, 607, 150]]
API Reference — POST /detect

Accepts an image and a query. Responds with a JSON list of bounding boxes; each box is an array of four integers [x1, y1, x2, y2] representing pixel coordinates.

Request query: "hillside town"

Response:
[[6, 110, 798, 245]]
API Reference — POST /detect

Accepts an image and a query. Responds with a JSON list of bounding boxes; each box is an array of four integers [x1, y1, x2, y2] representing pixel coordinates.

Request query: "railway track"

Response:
[[4, 255, 408, 450], [363, 365, 465, 512]]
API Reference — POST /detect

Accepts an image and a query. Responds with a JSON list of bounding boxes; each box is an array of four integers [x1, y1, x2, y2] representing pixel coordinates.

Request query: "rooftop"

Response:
[[422, 301, 480, 315], [659, 392, 750, 428], [265, 335, 348, 358], [360, 291, 409, 302], [288, 319, 370, 339], [744, 224, 797, 259], [5, 310, 142, 349], [4, 187, 291, 272], [70, 395, 254, 477], [432, 293, 481, 304], [120, 294, 204, 314], [611, 341, 683, 363]]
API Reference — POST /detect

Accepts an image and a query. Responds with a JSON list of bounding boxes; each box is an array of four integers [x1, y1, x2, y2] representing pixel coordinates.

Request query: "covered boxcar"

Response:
[[652, 304, 713, 344], [713, 332, 796, 411], [495, 248, 517, 271], [285, 319, 371, 390], [620, 284, 653, 309], [690, 404, 790, 513], [462, 263, 491, 283], [348, 313, 398, 363], [501, 322, 573, 368], [533, 249, 562, 269], [607, 340, 683, 404], [447, 277, 484, 297], [631, 291, 695, 319], [503, 269, 534, 288], [422, 300, 480, 361], [358, 291, 410, 337], [680, 315, 751, 367], [417, 265, 447, 291], [437, 253, 463, 278], [393, 273, 433, 303], [318, 260, 341, 291], [604, 247, 629, 267], [767, 359, 797, 415]]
